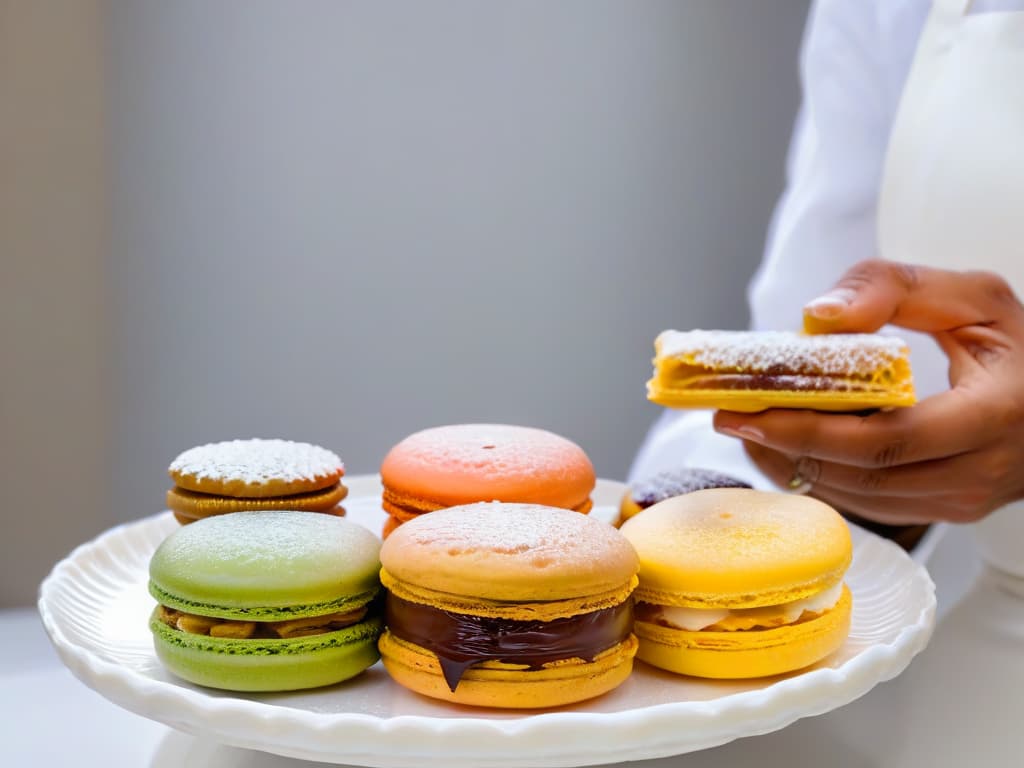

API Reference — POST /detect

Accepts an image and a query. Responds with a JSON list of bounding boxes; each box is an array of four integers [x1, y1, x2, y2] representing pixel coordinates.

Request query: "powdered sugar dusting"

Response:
[[149, 511, 381, 610], [155, 511, 375, 572], [382, 503, 633, 568], [657, 330, 909, 376], [384, 424, 591, 484], [169, 439, 343, 486]]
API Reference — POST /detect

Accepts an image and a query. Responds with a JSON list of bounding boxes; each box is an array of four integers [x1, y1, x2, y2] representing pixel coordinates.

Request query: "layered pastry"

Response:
[[148, 511, 383, 691], [647, 329, 915, 412], [166, 438, 347, 524], [378, 424, 595, 537], [378, 503, 639, 708], [617, 467, 751, 527], [620, 488, 852, 679]]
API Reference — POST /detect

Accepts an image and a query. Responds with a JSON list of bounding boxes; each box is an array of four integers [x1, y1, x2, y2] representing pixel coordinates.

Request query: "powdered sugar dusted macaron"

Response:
[[378, 424, 595, 538], [378, 503, 639, 708], [166, 438, 347, 524]]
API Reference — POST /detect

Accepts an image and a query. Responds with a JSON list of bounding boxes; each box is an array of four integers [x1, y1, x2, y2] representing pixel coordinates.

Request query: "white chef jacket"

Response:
[[631, 0, 1024, 615], [754, 0, 1024, 341], [630, 0, 1017, 486]]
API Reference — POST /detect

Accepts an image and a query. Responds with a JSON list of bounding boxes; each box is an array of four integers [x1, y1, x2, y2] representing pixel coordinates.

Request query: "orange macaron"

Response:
[[379, 424, 595, 537]]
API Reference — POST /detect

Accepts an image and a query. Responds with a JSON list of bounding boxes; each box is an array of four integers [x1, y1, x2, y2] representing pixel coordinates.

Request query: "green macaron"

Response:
[[148, 511, 383, 691]]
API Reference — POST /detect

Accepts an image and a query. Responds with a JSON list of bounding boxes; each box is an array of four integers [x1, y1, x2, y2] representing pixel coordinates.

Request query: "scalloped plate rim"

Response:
[[37, 476, 937, 767]]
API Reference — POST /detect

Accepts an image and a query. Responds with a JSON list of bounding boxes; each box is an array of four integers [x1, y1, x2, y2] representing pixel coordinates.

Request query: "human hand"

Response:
[[713, 259, 1024, 525]]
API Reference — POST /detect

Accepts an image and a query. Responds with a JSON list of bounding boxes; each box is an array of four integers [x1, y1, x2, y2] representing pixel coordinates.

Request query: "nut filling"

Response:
[[157, 604, 368, 639]]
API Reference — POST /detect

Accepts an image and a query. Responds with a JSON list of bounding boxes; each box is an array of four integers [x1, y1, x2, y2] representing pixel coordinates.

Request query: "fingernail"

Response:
[[717, 425, 765, 442], [804, 288, 857, 319]]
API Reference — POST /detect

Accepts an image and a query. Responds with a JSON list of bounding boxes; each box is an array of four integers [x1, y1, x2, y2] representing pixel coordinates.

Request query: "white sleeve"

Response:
[[748, 0, 898, 332], [630, 0, 914, 484]]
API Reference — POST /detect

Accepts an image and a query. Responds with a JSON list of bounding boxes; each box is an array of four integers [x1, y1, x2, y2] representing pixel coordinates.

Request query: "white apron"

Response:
[[878, 0, 1024, 580]]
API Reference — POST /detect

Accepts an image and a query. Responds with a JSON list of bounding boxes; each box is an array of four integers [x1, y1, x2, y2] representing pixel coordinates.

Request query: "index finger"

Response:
[[713, 387, 997, 469]]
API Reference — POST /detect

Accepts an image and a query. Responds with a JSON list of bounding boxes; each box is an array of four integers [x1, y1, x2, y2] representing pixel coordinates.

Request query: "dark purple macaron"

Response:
[[617, 468, 751, 526]]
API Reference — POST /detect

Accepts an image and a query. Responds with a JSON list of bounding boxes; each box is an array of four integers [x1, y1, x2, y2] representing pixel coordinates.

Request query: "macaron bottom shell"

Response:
[[646, 385, 914, 413], [378, 630, 639, 709], [382, 487, 594, 526], [635, 585, 852, 679], [150, 611, 383, 691]]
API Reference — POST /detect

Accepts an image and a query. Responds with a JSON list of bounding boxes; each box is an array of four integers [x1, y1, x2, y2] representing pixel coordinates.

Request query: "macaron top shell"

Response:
[[169, 438, 344, 497], [379, 424, 595, 509], [380, 503, 638, 602], [620, 489, 852, 609], [149, 511, 381, 619]]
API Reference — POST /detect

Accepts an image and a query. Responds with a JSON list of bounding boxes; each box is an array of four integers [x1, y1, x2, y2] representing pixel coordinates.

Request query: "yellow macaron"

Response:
[[378, 503, 639, 708], [619, 488, 852, 679]]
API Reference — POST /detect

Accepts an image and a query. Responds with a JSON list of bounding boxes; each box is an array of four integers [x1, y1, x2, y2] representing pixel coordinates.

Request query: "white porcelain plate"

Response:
[[39, 476, 935, 767]]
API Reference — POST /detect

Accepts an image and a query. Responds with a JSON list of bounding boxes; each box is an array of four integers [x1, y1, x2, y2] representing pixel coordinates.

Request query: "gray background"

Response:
[[3, 1, 809, 606]]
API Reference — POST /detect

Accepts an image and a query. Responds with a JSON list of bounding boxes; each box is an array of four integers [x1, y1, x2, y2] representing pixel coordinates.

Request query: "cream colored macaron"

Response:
[[620, 488, 853, 679]]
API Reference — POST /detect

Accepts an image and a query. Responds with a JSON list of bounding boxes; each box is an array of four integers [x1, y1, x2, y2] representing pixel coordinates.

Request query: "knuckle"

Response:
[[857, 469, 887, 493], [966, 342, 1005, 367], [1002, 392, 1024, 429], [890, 262, 922, 292], [979, 448, 1014, 487], [968, 270, 1021, 312], [842, 259, 920, 292], [979, 391, 1024, 436], [954, 502, 991, 524], [920, 496, 969, 524], [854, 414, 909, 468], [836, 261, 882, 293], [944, 485, 998, 523], [829, 258, 925, 334], [871, 438, 908, 468], [947, 489, 990, 509]]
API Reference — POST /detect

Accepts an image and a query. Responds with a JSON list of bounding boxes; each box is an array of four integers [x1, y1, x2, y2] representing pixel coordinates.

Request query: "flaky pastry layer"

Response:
[[648, 330, 915, 412]]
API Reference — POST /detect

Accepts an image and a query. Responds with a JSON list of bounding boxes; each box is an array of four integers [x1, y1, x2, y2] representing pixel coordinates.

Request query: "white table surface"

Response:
[[9, 522, 1022, 767]]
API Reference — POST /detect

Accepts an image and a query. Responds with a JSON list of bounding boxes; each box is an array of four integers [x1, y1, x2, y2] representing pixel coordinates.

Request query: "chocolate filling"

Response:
[[385, 593, 634, 691], [683, 374, 867, 392]]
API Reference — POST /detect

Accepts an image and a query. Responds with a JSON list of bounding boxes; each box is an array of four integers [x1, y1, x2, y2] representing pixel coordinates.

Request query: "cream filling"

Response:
[[656, 582, 845, 631]]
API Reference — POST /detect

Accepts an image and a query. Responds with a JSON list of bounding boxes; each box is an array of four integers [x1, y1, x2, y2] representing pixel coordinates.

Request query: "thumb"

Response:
[[802, 258, 1022, 335]]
